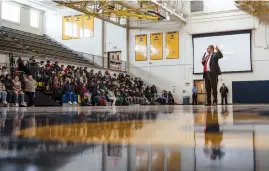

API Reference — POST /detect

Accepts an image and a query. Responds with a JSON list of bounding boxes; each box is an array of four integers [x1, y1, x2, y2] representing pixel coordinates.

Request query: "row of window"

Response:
[[1, 1, 40, 28]]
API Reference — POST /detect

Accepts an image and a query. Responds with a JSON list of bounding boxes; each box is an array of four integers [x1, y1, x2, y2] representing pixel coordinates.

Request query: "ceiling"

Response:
[[14, 0, 186, 28], [235, 1, 269, 23], [53, 0, 186, 28]]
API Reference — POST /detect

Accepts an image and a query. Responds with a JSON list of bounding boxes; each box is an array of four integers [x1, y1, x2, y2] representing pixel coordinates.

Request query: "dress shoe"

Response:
[[212, 102, 217, 106]]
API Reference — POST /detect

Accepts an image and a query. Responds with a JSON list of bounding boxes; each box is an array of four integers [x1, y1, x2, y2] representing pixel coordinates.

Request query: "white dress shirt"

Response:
[[206, 52, 213, 72]]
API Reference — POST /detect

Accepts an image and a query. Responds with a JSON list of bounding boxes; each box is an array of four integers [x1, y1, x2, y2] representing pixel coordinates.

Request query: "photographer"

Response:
[[24, 74, 37, 107]]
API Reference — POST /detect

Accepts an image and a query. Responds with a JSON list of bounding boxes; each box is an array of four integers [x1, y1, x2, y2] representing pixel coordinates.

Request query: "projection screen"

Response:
[[193, 30, 252, 74]]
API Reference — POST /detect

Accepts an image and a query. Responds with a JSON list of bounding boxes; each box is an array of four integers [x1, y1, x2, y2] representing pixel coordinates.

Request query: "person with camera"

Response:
[[24, 74, 37, 107]]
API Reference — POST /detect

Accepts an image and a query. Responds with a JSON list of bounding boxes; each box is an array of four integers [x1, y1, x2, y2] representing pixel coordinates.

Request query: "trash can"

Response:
[[183, 96, 190, 105]]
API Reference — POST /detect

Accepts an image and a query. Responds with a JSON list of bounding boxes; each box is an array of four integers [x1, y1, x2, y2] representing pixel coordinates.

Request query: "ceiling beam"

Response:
[[150, 0, 187, 23], [55, 1, 127, 28]]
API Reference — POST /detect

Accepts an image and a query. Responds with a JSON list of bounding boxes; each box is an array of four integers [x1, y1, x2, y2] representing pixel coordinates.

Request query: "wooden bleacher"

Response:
[[0, 26, 94, 65]]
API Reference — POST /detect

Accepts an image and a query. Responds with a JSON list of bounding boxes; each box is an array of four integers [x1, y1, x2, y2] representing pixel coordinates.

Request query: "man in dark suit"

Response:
[[220, 83, 229, 105], [204, 107, 224, 160], [202, 45, 223, 106]]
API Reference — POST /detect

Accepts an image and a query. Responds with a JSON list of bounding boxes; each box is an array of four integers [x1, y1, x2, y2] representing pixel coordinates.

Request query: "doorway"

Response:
[[193, 79, 213, 104], [107, 51, 122, 70]]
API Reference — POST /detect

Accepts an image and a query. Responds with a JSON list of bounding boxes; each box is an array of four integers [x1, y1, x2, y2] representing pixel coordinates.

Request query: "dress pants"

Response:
[[26, 91, 35, 106], [221, 94, 228, 105], [204, 71, 218, 104], [192, 93, 197, 105]]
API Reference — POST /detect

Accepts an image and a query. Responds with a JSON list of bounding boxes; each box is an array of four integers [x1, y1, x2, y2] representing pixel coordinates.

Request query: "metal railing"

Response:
[[77, 51, 127, 72]]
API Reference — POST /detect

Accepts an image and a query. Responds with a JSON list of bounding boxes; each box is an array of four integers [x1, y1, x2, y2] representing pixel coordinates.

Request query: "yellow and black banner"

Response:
[[72, 15, 83, 39], [166, 31, 179, 59], [150, 33, 163, 60], [62, 16, 73, 40], [83, 14, 94, 37], [135, 34, 147, 61]]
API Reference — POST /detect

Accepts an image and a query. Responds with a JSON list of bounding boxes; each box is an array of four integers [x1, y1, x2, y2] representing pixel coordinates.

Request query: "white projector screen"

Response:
[[193, 31, 252, 74]]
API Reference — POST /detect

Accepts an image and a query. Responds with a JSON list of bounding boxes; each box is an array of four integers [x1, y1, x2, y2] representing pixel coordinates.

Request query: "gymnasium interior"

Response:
[[0, 0, 269, 171]]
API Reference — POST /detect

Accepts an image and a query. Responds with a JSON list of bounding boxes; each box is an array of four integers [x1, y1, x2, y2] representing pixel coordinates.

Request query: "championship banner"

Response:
[[150, 33, 163, 60], [83, 15, 94, 37], [135, 34, 147, 61], [62, 16, 73, 40], [73, 15, 83, 39], [166, 31, 179, 59]]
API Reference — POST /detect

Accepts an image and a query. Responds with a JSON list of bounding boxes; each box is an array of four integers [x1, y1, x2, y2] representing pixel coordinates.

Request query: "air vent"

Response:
[[191, 1, 204, 13]]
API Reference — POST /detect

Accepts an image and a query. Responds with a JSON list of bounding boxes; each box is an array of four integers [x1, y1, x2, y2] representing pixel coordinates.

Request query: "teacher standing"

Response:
[[202, 45, 223, 106]]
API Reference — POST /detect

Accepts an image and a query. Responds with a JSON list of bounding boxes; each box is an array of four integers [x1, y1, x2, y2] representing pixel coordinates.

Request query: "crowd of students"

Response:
[[49, 62, 175, 106], [0, 59, 175, 106], [0, 71, 36, 107]]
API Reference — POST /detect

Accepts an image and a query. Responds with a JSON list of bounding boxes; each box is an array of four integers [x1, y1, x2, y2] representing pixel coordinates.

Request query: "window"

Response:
[[1, 1, 20, 23], [30, 10, 39, 28], [191, 1, 204, 13], [65, 22, 73, 37]]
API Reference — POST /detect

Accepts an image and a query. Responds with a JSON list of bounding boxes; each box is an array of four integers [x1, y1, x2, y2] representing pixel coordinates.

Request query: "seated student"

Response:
[[91, 82, 102, 106], [4, 74, 13, 106], [144, 86, 155, 104], [120, 88, 127, 105], [168, 91, 175, 105], [60, 65, 65, 72], [126, 89, 134, 105], [97, 71, 102, 79], [115, 88, 123, 106], [54, 61, 61, 73], [24, 74, 37, 107], [45, 60, 51, 70], [163, 91, 169, 104], [134, 89, 142, 105], [112, 73, 117, 81], [157, 91, 167, 105], [88, 69, 94, 78], [143, 94, 150, 105], [137, 89, 148, 105], [106, 81, 113, 90], [124, 89, 132, 105], [63, 80, 77, 105], [83, 67, 88, 76], [131, 90, 139, 105], [99, 86, 107, 106], [144, 86, 151, 101], [12, 75, 27, 107], [0, 75, 7, 105], [81, 82, 91, 105], [107, 88, 116, 106], [99, 80, 107, 91], [53, 78, 63, 103], [64, 65, 70, 73], [151, 85, 158, 96]]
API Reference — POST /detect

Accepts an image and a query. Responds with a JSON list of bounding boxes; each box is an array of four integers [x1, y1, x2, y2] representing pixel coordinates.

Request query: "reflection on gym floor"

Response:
[[0, 105, 269, 171]]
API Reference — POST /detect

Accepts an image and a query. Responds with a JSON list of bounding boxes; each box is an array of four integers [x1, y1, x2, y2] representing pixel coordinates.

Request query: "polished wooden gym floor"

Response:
[[0, 105, 269, 171]]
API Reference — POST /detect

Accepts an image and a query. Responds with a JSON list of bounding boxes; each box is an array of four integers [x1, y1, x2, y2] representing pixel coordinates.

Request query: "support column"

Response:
[[126, 19, 130, 72], [101, 20, 105, 67]]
